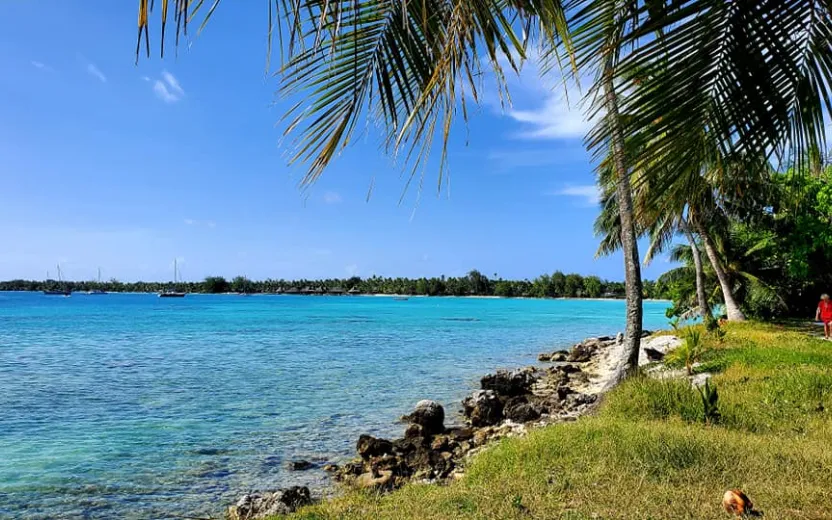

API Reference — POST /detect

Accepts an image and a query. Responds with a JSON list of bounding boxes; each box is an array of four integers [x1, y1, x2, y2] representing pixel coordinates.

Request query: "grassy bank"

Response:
[[285, 323, 832, 519]]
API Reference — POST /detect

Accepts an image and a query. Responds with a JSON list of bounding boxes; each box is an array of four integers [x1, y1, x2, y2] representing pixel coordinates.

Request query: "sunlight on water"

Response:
[[0, 293, 669, 519]]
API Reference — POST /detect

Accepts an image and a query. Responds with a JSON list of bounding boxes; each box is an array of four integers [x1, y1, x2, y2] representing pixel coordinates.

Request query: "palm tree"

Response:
[[132, 0, 832, 370], [679, 219, 710, 320], [597, 151, 750, 322], [660, 225, 786, 320]]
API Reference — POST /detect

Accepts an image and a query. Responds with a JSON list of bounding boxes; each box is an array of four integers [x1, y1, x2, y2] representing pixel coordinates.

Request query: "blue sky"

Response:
[[0, 2, 673, 282]]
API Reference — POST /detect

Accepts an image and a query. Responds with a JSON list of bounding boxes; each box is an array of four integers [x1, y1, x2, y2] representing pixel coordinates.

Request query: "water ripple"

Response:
[[0, 293, 669, 519]]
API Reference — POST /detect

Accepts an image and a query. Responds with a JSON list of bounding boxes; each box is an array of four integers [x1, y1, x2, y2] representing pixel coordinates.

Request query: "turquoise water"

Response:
[[0, 292, 669, 519]]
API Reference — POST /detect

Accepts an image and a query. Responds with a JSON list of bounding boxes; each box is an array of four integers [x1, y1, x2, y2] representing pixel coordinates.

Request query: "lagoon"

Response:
[[0, 292, 669, 519]]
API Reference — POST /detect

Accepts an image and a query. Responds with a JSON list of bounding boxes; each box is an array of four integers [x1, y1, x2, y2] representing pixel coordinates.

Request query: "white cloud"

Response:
[[152, 71, 185, 103], [549, 184, 601, 205], [485, 50, 596, 141], [141, 75, 151, 82], [509, 92, 592, 139], [162, 71, 184, 96], [323, 191, 342, 204], [345, 264, 359, 276], [86, 63, 107, 83], [183, 219, 215, 229], [31, 60, 56, 73]]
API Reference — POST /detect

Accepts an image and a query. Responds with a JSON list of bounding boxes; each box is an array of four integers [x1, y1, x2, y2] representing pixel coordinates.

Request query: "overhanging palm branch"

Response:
[[614, 1, 832, 193], [137, 0, 571, 189]]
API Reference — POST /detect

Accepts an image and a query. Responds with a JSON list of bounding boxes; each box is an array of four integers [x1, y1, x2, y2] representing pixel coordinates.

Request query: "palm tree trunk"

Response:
[[681, 220, 711, 319], [604, 65, 643, 377], [692, 217, 746, 321]]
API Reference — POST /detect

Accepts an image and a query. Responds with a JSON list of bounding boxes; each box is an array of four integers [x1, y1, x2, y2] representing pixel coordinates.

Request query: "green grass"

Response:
[[283, 323, 832, 519]]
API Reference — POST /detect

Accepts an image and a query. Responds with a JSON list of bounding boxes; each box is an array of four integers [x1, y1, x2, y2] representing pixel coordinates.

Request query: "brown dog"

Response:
[[723, 490, 762, 517]]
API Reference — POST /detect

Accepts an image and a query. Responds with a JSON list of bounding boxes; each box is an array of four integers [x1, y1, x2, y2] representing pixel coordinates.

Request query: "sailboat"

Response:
[[159, 259, 186, 298], [43, 264, 71, 296], [87, 267, 107, 294]]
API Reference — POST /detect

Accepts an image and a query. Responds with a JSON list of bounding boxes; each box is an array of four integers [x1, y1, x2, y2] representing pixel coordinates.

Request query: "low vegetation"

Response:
[[284, 323, 832, 519]]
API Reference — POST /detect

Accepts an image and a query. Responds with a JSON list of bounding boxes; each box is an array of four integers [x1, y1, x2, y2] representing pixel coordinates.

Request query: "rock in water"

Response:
[[539, 350, 569, 362], [550, 350, 569, 362], [480, 369, 535, 396], [226, 487, 312, 520], [286, 459, 314, 471], [356, 435, 394, 460], [401, 400, 445, 436], [462, 390, 503, 426]]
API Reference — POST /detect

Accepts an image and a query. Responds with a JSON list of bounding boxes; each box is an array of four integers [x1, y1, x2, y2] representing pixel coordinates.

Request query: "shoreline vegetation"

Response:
[[0, 270, 670, 300], [246, 322, 831, 520]]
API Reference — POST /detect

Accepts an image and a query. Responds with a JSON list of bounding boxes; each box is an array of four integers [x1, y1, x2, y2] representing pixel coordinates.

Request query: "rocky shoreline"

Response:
[[227, 331, 680, 520]]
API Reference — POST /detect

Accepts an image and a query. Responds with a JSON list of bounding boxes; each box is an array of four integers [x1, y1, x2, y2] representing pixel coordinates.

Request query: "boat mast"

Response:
[[174, 259, 178, 284]]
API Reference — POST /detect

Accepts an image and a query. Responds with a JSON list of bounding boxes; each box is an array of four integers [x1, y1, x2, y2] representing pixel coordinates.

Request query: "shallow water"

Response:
[[0, 292, 669, 519]]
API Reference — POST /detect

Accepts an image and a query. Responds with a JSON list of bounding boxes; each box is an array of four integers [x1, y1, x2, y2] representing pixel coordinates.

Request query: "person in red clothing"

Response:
[[816, 294, 832, 339]]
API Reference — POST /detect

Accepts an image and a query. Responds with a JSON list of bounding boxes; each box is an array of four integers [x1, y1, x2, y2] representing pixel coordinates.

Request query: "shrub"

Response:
[[697, 380, 721, 425], [665, 327, 706, 375]]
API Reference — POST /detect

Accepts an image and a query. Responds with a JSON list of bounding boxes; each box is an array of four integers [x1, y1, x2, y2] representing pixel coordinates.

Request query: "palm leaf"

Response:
[[615, 1, 832, 186]]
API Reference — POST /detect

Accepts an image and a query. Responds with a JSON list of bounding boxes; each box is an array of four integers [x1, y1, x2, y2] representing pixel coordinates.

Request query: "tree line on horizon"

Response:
[[0, 269, 670, 299]]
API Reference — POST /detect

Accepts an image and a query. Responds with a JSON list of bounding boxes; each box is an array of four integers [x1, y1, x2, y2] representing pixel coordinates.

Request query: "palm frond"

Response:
[[616, 1, 832, 184], [137, 0, 571, 191]]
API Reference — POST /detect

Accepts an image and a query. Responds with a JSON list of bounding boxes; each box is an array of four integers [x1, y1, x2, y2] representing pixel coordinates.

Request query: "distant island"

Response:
[[0, 269, 670, 299]]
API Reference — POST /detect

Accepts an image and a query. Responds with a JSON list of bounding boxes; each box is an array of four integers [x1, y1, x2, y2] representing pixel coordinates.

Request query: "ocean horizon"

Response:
[[0, 292, 670, 519]]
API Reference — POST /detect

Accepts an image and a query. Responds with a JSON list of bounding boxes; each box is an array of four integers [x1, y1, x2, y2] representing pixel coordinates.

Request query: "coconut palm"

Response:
[[133, 0, 832, 372], [596, 147, 755, 322], [660, 226, 786, 320]]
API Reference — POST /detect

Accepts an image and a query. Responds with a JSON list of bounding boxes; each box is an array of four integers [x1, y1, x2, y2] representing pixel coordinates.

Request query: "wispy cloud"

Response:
[[508, 92, 592, 140], [323, 191, 342, 204], [183, 218, 216, 228], [486, 146, 589, 173], [86, 63, 107, 83], [485, 50, 596, 141], [152, 70, 185, 103], [162, 71, 183, 95], [549, 185, 601, 206], [141, 75, 151, 82], [31, 60, 54, 72], [345, 264, 359, 276]]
